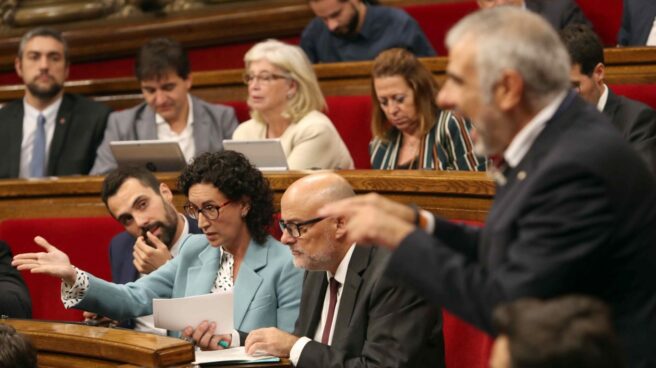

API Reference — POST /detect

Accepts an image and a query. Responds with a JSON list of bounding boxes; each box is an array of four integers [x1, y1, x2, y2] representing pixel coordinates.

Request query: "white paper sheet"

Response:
[[152, 292, 233, 334], [193, 347, 279, 365]]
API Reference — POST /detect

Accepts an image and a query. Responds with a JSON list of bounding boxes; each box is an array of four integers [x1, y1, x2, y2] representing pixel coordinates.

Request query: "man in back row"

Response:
[[477, 0, 591, 31], [561, 24, 656, 175], [300, 0, 436, 63], [0, 27, 111, 179], [91, 38, 238, 175]]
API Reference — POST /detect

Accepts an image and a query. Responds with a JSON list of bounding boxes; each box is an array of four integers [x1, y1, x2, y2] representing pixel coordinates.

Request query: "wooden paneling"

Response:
[[1, 48, 653, 110], [0, 170, 495, 222]]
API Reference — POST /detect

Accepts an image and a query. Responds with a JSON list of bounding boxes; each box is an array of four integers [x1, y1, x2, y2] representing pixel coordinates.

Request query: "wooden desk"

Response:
[[2, 319, 292, 368], [0, 170, 495, 222]]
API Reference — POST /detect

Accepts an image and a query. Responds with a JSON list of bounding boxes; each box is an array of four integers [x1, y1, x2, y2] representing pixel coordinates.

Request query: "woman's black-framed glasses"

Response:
[[278, 217, 326, 238], [183, 200, 232, 220]]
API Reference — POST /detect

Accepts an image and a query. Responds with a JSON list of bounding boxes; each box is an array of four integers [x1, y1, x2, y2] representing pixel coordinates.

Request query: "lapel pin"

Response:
[[59, 117, 66, 125], [517, 171, 527, 181]]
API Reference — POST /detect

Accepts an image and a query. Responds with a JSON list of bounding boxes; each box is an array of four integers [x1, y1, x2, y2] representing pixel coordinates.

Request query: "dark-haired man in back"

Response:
[[477, 0, 591, 31], [561, 24, 656, 174], [91, 38, 238, 174], [0, 27, 111, 179], [87, 166, 201, 334], [300, 0, 436, 63]]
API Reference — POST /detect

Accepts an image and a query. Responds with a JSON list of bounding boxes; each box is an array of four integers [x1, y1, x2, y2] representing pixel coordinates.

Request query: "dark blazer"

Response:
[[388, 93, 656, 368], [294, 246, 445, 368], [526, 0, 592, 30], [603, 88, 656, 175], [0, 93, 111, 178], [0, 241, 32, 318], [618, 0, 656, 46], [109, 217, 201, 285]]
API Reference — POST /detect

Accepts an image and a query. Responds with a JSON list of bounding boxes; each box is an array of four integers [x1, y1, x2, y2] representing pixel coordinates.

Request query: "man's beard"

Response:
[[331, 5, 360, 38], [27, 79, 63, 101], [142, 203, 179, 247]]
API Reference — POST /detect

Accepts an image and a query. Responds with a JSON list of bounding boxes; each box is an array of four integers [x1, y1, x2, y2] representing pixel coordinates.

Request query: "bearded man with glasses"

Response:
[[244, 172, 445, 368]]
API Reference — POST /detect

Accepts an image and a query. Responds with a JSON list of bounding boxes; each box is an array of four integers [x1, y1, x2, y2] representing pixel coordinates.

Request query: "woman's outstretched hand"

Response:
[[12, 236, 76, 285]]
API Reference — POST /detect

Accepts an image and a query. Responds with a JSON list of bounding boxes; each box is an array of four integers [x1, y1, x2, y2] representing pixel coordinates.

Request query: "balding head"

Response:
[[280, 173, 355, 273]]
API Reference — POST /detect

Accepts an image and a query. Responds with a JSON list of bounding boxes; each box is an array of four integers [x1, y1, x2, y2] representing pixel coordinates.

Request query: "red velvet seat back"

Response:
[[404, 1, 479, 56], [0, 217, 123, 321], [609, 83, 656, 110], [576, 0, 622, 46]]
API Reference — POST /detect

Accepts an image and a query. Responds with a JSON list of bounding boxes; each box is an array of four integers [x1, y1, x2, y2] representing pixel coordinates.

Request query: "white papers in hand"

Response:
[[153, 292, 233, 334], [193, 347, 280, 365]]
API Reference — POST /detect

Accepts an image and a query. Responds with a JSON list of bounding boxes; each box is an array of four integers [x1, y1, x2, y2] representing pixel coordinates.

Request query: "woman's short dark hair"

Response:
[[178, 151, 274, 244]]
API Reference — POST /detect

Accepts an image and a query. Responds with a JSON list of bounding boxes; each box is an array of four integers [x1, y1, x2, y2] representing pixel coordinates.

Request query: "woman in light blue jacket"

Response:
[[14, 151, 302, 349]]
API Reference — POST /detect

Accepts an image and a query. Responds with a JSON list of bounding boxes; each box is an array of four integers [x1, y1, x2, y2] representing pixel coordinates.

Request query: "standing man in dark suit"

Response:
[[477, 0, 591, 30], [244, 173, 444, 367], [322, 8, 656, 368], [90, 38, 238, 175], [88, 167, 201, 334], [618, 0, 656, 46], [0, 241, 31, 319], [0, 27, 111, 179], [561, 24, 656, 175]]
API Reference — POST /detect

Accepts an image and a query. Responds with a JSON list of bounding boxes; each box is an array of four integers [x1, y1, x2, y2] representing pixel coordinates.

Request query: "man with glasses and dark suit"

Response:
[[244, 172, 445, 368]]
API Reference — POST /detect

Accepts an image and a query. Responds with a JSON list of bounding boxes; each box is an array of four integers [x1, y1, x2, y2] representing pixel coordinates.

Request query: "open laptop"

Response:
[[222, 139, 288, 171], [110, 140, 187, 172]]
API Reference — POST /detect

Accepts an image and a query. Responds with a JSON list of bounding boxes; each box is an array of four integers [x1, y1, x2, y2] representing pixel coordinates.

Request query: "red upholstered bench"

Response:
[[0, 217, 123, 321], [576, 0, 622, 46], [404, 1, 478, 56], [609, 83, 656, 110]]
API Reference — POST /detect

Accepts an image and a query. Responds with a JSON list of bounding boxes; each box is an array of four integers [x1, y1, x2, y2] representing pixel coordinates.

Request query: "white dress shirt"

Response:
[[647, 17, 656, 46], [289, 244, 356, 365], [19, 97, 63, 178], [156, 94, 195, 163]]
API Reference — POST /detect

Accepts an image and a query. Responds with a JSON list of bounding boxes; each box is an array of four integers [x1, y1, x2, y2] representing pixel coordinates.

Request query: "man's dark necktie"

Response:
[[321, 277, 340, 345]]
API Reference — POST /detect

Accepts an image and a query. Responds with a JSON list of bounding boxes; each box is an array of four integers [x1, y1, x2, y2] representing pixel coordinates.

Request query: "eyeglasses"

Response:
[[183, 200, 232, 220], [279, 217, 326, 238], [243, 72, 289, 85]]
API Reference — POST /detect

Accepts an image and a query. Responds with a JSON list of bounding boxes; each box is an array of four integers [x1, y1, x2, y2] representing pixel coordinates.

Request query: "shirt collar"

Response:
[[504, 91, 567, 168], [326, 243, 356, 285], [596, 84, 609, 112], [169, 214, 189, 258], [155, 94, 194, 127], [23, 96, 63, 122], [356, 5, 375, 40]]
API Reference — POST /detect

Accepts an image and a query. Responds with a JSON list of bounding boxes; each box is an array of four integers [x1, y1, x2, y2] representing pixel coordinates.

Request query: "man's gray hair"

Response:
[[17, 27, 69, 62], [446, 7, 571, 110]]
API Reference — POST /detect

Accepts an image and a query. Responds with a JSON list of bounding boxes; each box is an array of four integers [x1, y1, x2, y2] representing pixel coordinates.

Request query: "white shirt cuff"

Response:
[[421, 209, 435, 234], [230, 329, 240, 347], [61, 267, 89, 309], [289, 336, 311, 366]]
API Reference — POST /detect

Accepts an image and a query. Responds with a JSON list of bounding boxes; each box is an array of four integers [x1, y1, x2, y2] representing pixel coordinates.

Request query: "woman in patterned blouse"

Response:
[[369, 48, 486, 170]]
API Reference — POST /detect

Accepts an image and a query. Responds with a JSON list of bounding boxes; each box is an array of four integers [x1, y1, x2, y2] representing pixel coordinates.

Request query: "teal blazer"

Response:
[[77, 234, 302, 335]]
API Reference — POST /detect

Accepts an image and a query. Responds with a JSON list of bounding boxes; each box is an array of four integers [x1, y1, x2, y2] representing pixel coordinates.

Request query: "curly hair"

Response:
[[178, 151, 274, 244]]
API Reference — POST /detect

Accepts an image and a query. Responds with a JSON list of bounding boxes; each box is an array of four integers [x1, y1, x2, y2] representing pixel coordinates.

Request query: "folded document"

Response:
[[153, 292, 233, 334], [194, 347, 280, 365]]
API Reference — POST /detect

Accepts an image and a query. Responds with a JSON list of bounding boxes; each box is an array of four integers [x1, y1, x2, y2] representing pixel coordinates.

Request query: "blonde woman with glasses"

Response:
[[233, 39, 354, 170]]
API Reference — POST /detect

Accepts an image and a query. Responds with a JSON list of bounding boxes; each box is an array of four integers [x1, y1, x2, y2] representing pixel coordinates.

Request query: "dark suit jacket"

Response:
[[109, 216, 200, 329], [294, 246, 445, 368], [618, 0, 656, 46], [603, 88, 656, 175], [526, 0, 592, 30], [0, 241, 31, 318], [388, 93, 656, 368], [0, 93, 111, 178]]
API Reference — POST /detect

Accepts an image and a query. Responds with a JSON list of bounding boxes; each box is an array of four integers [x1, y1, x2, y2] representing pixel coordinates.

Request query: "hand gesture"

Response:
[[182, 320, 232, 351], [245, 327, 298, 357], [133, 231, 171, 274], [318, 193, 416, 249], [11, 236, 76, 284]]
